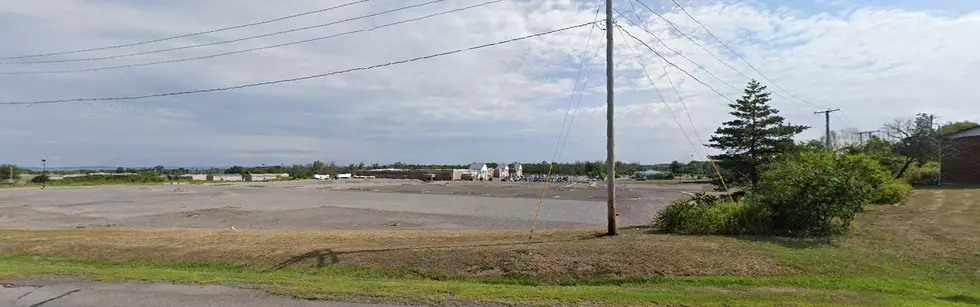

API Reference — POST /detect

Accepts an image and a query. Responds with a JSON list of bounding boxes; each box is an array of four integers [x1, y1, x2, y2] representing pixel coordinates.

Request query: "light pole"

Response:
[[41, 159, 47, 190]]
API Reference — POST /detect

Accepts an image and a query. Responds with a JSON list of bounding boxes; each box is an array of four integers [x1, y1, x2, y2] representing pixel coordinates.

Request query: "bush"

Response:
[[903, 162, 938, 185], [875, 180, 912, 204], [654, 193, 758, 235], [752, 151, 881, 236], [656, 152, 911, 237]]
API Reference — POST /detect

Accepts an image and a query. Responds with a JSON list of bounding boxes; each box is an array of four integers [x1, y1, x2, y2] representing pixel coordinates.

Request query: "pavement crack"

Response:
[[14, 286, 40, 301], [29, 288, 80, 307]]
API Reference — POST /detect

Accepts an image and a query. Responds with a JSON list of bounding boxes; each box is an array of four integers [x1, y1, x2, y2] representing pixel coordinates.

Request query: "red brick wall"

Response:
[[942, 136, 980, 183]]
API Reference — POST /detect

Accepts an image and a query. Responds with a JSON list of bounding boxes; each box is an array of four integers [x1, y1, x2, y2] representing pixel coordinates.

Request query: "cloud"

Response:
[[0, 0, 978, 167]]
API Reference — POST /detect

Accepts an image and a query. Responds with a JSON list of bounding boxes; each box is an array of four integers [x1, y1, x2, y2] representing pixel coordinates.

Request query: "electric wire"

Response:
[[630, 0, 809, 111], [613, 8, 740, 92], [0, 0, 504, 75], [666, 0, 824, 109], [1, 0, 446, 65], [0, 0, 371, 60], [620, 2, 734, 200], [617, 25, 734, 104], [528, 4, 603, 247], [0, 21, 597, 106]]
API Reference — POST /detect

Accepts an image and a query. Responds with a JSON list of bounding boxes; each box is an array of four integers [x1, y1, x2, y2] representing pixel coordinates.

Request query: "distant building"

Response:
[[313, 174, 331, 180], [468, 163, 488, 180], [244, 173, 289, 182], [335, 173, 352, 179], [940, 126, 980, 183], [510, 163, 523, 177], [492, 163, 509, 179], [207, 174, 244, 182], [178, 174, 209, 181], [355, 169, 467, 181]]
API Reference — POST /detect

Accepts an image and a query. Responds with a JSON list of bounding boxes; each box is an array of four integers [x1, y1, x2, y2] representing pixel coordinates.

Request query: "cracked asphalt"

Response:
[[1, 276, 412, 307]]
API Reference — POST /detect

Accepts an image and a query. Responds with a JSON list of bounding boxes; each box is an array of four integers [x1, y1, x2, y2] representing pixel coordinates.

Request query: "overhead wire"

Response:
[[0, 0, 371, 60], [613, 8, 740, 92], [1, 0, 446, 65], [630, 0, 812, 111], [528, 3, 603, 247], [666, 0, 824, 109], [0, 0, 505, 75], [617, 25, 734, 104], [616, 13, 733, 202], [0, 21, 598, 106]]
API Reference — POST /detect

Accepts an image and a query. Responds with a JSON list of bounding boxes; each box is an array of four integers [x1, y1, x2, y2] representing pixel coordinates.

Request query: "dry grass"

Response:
[[0, 227, 785, 280], [0, 189, 977, 283]]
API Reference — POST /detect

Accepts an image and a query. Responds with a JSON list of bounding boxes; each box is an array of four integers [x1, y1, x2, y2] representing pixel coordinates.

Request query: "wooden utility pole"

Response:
[[857, 130, 880, 143], [605, 0, 617, 236], [814, 109, 841, 148]]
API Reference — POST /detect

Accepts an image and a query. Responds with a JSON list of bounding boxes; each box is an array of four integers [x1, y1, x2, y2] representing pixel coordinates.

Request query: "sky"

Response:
[[1, 0, 978, 168]]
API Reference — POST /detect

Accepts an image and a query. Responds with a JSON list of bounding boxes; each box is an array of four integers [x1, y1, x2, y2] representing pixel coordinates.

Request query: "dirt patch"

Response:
[[212, 191, 237, 197]]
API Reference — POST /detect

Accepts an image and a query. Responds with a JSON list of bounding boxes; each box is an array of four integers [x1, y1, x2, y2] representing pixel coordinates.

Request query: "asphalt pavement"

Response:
[[1, 276, 412, 307]]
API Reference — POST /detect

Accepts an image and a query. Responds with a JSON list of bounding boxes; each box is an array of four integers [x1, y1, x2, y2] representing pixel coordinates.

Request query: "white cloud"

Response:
[[0, 0, 978, 167]]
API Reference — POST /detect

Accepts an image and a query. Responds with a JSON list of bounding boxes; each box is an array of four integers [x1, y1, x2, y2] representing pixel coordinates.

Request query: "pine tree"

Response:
[[708, 80, 808, 187]]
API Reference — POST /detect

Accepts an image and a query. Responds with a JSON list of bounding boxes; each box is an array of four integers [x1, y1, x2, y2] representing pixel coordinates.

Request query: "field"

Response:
[[0, 182, 977, 306], [0, 179, 703, 230]]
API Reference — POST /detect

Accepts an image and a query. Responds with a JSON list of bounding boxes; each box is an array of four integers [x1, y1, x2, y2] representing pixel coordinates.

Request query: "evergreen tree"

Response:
[[708, 80, 808, 187]]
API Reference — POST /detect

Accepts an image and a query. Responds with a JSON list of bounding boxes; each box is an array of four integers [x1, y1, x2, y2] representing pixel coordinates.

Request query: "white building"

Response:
[[178, 174, 209, 181], [313, 174, 331, 180], [208, 174, 244, 182], [511, 163, 523, 177], [493, 163, 509, 179], [335, 173, 352, 179], [245, 173, 290, 182], [468, 163, 488, 180]]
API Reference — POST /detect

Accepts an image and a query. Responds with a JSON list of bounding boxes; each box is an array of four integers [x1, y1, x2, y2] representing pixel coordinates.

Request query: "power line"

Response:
[[0, 0, 504, 75], [1, 0, 445, 65], [617, 25, 733, 104], [0, 21, 597, 106], [631, 0, 749, 81], [666, 0, 823, 109], [0, 0, 371, 61], [551, 5, 603, 163], [630, 0, 810, 111], [615, 26, 698, 159], [613, 9, 739, 92], [556, 37, 605, 162]]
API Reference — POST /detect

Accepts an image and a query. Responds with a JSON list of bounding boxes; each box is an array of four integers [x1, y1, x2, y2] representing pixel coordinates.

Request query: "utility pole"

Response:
[[857, 130, 880, 143], [814, 109, 841, 148], [8, 164, 12, 187], [41, 159, 46, 190], [604, 0, 617, 236]]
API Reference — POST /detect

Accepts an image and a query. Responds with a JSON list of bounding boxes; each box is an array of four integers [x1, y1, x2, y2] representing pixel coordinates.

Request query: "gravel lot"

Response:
[[0, 180, 706, 230]]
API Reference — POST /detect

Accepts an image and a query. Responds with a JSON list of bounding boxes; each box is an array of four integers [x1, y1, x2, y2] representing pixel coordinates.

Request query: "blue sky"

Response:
[[1, 0, 979, 168]]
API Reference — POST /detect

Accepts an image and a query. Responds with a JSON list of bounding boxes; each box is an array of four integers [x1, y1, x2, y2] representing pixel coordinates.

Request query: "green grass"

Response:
[[0, 253, 973, 306]]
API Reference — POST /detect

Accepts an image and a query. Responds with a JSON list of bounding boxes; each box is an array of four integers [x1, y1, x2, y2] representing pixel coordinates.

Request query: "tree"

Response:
[[669, 161, 681, 175], [312, 160, 325, 174], [883, 113, 938, 178], [707, 80, 809, 187], [153, 165, 165, 173], [1, 164, 23, 182], [940, 121, 978, 135]]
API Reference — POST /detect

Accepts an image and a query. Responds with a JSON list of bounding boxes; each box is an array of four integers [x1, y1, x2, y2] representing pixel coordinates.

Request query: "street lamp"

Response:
[[41, 159, 46, 190]]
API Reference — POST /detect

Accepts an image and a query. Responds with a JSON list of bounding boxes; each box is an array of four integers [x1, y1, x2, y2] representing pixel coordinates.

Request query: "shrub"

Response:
[[875, 180, 912, 204], [902, 162, 938, 185], [654, 193, 757, 235], [752, 151, 877, 236]]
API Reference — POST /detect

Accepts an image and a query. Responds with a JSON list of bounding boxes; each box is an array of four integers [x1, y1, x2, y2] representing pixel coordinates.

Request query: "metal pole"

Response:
[[41, 159, 46, 190], [605, 0, 617, 236]]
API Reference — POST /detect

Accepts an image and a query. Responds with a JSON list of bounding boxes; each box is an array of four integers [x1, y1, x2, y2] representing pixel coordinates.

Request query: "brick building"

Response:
[[940, 126, 980, 183]]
